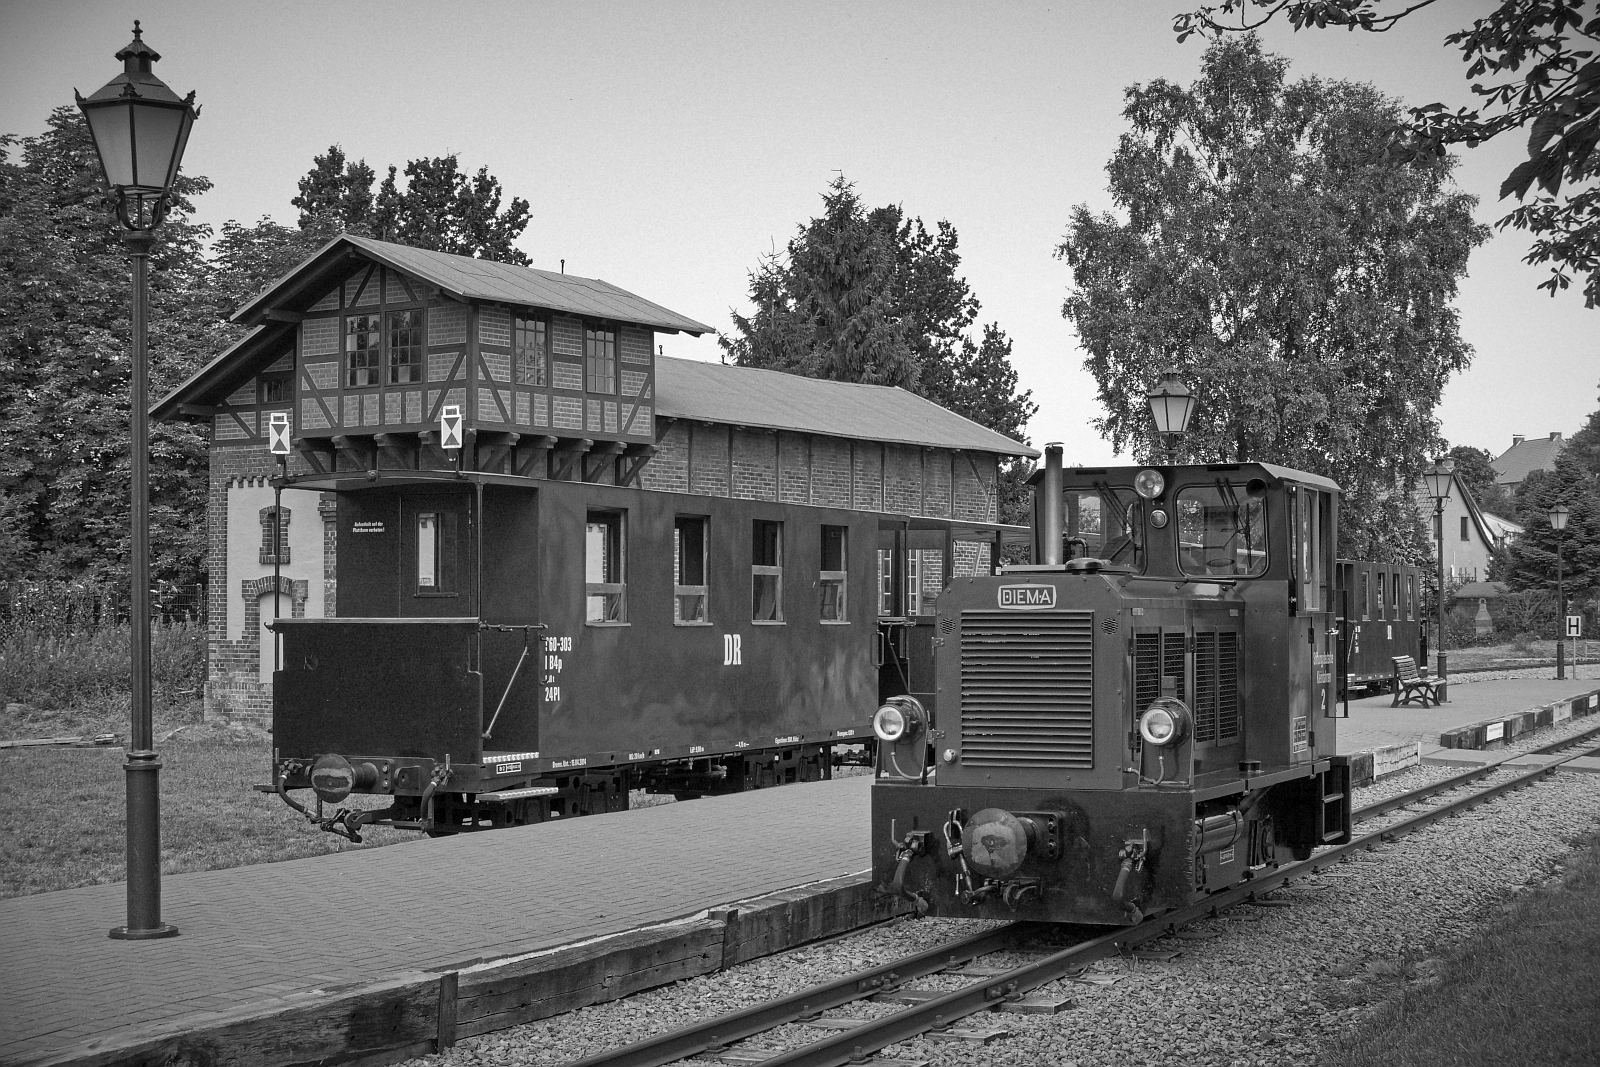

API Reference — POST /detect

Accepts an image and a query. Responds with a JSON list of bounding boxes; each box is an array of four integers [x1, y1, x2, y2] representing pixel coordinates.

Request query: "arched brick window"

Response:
[[260, 505, 290, 564]]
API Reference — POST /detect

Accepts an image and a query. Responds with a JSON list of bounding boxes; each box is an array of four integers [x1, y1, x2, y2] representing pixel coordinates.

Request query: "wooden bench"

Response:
[[1391, 655, 1443, 708]]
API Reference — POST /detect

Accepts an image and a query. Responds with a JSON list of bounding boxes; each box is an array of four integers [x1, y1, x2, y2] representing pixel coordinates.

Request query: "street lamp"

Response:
[[1422, 457, 1455, 697], [1549, 502, 1569, 681], [1146, 372, 1197, 462], [76, 21, 198, 941]]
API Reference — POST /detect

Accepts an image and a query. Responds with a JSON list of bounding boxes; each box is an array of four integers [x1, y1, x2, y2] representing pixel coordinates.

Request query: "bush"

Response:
[[1510, 631, 1539, 654], [0, 618, 204, 716]]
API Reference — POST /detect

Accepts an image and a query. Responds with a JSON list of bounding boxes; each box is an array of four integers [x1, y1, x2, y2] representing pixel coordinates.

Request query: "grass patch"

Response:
[[1323, 830, 1600, 1067], [0, 736, 408, 899]]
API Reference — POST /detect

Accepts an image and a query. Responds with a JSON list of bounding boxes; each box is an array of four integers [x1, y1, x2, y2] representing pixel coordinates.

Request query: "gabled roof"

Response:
[[654, 357, 1037, 458], [231, 234, 715, 336], [1409, 473, 1522, 550], [150, 323, 293, 421], [1492, 433, 1567, 486]]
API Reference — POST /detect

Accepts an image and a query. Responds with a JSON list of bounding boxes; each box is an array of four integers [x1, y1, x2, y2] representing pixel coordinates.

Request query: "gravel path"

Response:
[[1447, 662, 1600, 683], [400, 762, 1600, 1067]]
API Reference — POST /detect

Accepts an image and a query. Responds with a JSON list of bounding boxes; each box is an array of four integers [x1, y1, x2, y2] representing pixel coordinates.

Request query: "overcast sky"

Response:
[[4, 0, 1593, 465]]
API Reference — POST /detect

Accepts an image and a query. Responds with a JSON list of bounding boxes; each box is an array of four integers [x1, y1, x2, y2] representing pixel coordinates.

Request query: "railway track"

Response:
[[563, 753, 1596, 1067]]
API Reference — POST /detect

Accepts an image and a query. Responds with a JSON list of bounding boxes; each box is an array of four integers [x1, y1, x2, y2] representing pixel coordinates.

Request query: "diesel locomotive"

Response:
[[870, 445, 1355, 925]]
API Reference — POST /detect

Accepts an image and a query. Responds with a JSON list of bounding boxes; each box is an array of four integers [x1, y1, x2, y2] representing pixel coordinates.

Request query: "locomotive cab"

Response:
[[871, 446, 1353, 924]]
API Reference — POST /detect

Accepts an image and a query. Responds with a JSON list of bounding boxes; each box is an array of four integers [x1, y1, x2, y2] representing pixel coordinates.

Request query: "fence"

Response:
[[1, 581, 207, 639]]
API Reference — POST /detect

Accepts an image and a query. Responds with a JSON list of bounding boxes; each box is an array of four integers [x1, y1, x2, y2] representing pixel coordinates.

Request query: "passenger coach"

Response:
[[154, 235, 1033, 837]]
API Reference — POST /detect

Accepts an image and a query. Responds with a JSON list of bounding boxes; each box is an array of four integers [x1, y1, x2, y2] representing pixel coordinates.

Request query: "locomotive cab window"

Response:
[[820, 525, 848, 623], [674, 516, 709, 625], [586, 510, 626, 624], [752, 520, 784, 623], [1062, 488, 1142, 566], [1176, 486, 1266, 578], [415, 511, 459, 596]]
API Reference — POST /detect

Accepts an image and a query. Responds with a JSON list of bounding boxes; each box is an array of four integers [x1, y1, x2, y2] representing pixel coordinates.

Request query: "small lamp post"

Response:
[[1549, 502, 1569, 681], [1145, 372, 1197, 462], [76, 21, 198, 940], [1422, 457, 1455, 695]]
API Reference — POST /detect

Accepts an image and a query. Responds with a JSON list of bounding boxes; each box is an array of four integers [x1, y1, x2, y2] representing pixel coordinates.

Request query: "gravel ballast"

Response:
[[399, 765, 1600, 1067]]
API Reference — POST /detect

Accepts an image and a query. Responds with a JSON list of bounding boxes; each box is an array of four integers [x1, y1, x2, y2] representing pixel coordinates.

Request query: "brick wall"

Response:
[[852, 444, 884, 513], [731, 429, 779, 501], [689, 424, 731, 497], [778, 432, 810, 505]]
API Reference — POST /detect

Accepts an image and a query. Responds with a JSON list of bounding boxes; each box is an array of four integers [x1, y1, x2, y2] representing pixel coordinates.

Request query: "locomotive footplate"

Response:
[[872, 763, 1345, 926]]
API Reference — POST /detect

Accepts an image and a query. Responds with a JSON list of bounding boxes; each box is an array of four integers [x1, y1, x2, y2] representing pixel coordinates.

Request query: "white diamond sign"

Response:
[[267, 411, 291, 456], [440, 404, 463, 451]]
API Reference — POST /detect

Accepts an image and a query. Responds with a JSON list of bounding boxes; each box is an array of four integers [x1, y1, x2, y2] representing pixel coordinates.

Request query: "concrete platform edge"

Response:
[[13, 871, 909, 1067], [1435, 688, 1600, 751]]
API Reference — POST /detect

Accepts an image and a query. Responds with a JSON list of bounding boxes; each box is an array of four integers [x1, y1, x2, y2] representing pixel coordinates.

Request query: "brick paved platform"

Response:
[[3, 676, 1593, 1067]]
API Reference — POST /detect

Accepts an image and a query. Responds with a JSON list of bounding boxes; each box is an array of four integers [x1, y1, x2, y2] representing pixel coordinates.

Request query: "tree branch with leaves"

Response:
[[1175, 0, 1600, 306]]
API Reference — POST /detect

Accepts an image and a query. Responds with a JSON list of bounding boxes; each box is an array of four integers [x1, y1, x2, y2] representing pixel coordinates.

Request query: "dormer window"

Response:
[[515, 314, 548, 386], [346, 314, 381, 387], [585, 322, 617, 394], [387, 309, 423, 384]]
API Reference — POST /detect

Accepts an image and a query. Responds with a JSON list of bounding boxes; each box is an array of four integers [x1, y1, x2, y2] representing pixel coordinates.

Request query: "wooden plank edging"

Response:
[[22, 874, 900, 1067]]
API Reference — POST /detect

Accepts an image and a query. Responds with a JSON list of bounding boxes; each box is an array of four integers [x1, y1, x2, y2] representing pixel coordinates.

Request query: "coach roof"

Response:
[[655, 356, 1037, 459], [231, 234, 715, 336]]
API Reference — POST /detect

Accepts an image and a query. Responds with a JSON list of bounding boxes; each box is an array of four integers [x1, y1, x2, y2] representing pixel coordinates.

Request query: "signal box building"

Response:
[[155, 236, 1034, 727]]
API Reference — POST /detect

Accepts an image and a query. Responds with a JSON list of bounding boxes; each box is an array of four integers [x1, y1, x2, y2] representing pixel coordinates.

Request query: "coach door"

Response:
[[400, 491, 476, 617]]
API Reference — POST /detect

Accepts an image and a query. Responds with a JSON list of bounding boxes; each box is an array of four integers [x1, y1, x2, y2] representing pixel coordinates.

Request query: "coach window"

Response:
[[1360, 572, 1371, 621], [416, 511, 459, 596], [752, 520, 784, 623], [820, 525, 848, 623], [1407, 574, 1417, 620], [345, 313, 381, 387], [1390, 569, 1400, 618], [515, 314, 547, 386], [585, 322, 617, 394], [674, 516, 709, 624], [1376, 572, 1386, 620], [585, 510, 626, 623], [1176, 486, 1266, 578], [387, 309, 424, 384]]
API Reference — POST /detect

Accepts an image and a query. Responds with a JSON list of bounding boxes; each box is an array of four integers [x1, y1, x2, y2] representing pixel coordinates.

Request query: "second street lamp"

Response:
[[1549, 502, 1569, 681], [1145, 372, 1197, 462], [76, 21, 198, 941], [1422, 457, 1455, 699]]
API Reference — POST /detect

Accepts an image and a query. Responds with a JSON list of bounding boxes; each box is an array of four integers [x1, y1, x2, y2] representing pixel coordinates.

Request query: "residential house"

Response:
[[1492, 432, 1567, 493]]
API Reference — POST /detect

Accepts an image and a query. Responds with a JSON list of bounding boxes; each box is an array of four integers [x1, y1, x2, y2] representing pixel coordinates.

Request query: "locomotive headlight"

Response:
[[1134, 468, 1165, 500], [1139, 699, 1191, 747], [873, 696, 926, 743]]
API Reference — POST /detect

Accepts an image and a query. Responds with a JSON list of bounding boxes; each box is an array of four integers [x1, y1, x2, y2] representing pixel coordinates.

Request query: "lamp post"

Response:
[[1549, 502, 1569, 681], [76, 21, 197, 940], [1145, 372, 1197, 462], [1422, 457, 1455, 697]]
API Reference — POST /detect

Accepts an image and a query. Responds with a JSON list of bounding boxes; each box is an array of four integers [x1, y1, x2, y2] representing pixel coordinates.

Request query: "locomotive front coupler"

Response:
[[886, 826, 931, 916]]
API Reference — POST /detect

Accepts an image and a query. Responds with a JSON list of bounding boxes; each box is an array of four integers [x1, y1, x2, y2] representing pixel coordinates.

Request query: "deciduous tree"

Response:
[[0, 107, 216, 588], [1174, 0, 1600, 307], [1058, 36, 1486, 560]]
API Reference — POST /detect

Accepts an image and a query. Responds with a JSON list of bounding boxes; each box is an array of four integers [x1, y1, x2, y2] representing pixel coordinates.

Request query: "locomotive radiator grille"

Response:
[[1217, 631, 1240, 740], [960, 610, 1094, 769], [1189, 630, 1241, 744], [1133, 632, 1160, 711], [1194, 632, 1218, 742], [1163, 631, 1187, 702]]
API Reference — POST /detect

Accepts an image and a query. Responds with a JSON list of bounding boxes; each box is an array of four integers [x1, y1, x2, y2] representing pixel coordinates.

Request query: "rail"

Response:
[[563, 750, 1593, 1067]]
